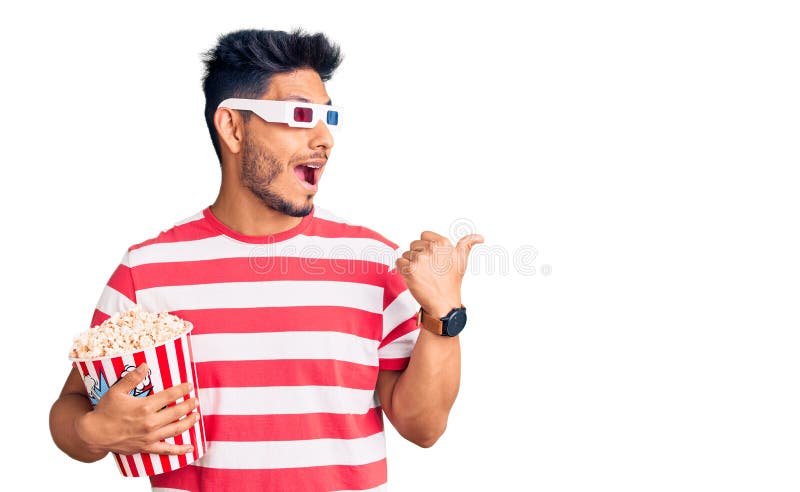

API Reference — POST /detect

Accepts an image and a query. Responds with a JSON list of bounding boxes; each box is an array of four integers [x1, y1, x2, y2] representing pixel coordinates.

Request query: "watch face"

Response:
[[444, 309, 467, 336]]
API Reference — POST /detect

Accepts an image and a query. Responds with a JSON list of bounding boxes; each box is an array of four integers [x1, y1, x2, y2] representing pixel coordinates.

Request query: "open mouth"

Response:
[[293, 163, 323, 189]]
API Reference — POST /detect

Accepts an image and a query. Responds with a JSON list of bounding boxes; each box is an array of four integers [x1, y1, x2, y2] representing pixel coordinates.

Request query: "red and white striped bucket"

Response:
[[69, 325, 207, 477]]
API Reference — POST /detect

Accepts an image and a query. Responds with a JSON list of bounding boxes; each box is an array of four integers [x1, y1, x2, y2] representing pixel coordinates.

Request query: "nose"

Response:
[[308, 119, 334, 151]]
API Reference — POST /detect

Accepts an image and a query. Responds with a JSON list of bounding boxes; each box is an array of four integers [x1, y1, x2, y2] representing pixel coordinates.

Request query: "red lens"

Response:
[[293, 107, 313, 123]]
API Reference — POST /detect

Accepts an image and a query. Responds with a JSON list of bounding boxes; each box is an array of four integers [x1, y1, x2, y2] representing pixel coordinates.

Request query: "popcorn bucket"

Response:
[[69, 325, 207, 477]]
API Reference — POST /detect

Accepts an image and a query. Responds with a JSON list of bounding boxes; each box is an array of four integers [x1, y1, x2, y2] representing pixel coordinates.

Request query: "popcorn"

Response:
[[70, 306, 191, 359]]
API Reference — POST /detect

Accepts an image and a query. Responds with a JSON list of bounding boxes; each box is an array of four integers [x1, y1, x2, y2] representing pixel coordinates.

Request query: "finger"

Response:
[[456, 234, 484, 256], [395, 257, 414, 275], [142, 440, 195, 456], [420, 230, 449, 244], [409, 240, 429, 251], [154, 398, 198, 425], [151, 413, 200, 442], [112, 363, 149, 395], [401, 250, 417, 262], [148, 381, 193, 409]]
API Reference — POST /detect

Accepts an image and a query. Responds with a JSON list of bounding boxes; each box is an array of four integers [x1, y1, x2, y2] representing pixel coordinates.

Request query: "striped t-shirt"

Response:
[[90, 204, 421, 492]]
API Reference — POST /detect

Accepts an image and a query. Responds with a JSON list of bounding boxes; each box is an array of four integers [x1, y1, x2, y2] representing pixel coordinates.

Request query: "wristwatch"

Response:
[[416, 304, 467, 337]]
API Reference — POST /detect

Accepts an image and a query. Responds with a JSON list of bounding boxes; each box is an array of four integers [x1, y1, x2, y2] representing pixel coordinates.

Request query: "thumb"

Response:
[[456, 234, 484, 258], [113, 363, 148, 395]]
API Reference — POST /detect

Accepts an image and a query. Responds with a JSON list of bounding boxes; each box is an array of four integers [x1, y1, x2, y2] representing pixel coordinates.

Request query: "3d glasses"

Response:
[[217, 98, 341, 130]]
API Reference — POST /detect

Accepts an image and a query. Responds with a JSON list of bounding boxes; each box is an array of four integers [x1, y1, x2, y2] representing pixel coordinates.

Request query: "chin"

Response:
[[278, 199, 314, 218]]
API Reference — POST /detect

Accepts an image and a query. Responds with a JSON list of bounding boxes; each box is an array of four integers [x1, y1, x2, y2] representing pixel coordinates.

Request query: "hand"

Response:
[[396, 231, 484, 318], [75, 363, 198, 456]]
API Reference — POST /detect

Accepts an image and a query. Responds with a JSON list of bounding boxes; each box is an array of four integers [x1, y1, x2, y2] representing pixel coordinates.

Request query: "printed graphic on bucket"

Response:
[[83, 365, 154, 405]]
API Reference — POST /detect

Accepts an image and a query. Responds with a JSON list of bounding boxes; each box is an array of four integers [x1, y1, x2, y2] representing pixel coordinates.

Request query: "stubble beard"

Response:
[[240, 134, 313, 218]]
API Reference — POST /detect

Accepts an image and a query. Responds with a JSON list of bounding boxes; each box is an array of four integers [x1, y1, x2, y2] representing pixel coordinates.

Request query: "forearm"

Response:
[[390, 327, 461, 446], [49, 394, 108, 463]]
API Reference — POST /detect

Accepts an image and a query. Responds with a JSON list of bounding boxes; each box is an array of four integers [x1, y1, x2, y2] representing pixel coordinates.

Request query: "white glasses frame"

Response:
[[217, 98, 342, 130]]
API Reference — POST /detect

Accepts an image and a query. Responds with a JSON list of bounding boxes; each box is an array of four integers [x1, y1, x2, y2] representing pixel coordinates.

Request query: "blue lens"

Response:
[[326, 111, 339, 126]]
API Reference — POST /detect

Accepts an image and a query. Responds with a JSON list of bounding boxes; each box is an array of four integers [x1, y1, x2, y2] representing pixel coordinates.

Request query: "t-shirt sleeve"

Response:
[[89, 250, 138, 327], [378, 250, 421, 371]]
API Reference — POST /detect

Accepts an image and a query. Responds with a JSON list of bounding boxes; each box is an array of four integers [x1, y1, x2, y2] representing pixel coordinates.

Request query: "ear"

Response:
[[214, 107, 245, 155]]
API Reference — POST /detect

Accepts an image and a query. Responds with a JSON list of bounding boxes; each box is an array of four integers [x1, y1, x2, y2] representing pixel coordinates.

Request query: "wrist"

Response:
[[425, 302, 461, 319], [74, 412, 107, 457]]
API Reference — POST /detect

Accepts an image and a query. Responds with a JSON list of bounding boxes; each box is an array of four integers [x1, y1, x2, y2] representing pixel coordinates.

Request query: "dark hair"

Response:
[[201, 28, 344, 163]]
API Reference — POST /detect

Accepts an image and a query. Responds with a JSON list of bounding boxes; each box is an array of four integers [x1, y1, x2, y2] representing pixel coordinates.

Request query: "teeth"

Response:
[[303, 164, 321, 169]]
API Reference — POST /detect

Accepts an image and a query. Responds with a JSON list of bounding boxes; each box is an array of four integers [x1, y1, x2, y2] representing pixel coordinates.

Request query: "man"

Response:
[[50, 28, 482, 491]]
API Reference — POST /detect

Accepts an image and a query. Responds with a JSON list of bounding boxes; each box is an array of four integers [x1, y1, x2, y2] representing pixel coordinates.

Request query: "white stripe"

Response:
[[173, 211, 204, 227], [191, 331, 379, 366], [331, 485, 388, 492], [198, 386, 379, 415], [119, 250, 131, 268], [137, 280, 383, 314], [95, 285, 136, 319], [382, 289, 419, 338], [378, 329, 420, 360], [152, 488, 190, 492], [194, 433, 385, 469], [314, 206, 352, 224], [129, 234, 396, 268]]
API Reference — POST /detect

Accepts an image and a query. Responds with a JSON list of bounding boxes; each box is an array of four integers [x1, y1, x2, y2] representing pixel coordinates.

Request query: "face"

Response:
[[238, 68, 334, 217]]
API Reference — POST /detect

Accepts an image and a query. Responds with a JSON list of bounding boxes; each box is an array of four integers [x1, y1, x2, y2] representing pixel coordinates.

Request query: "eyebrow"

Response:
[[284, 95, 333, 105]]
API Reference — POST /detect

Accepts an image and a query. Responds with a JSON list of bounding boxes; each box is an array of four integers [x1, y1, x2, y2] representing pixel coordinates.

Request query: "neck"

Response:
[[210, 176, 304, 237]]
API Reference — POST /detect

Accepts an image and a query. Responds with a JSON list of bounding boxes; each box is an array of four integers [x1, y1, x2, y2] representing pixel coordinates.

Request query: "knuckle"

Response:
[[142, 418, 158, 433]]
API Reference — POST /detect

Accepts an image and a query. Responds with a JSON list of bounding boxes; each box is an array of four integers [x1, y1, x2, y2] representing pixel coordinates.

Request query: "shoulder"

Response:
[[311, 205, 403, 268], [124, 209, 217, 259]]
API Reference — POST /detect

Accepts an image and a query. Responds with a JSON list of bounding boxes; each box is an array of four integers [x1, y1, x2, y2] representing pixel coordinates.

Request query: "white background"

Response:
[[1, 1, 799, 490]]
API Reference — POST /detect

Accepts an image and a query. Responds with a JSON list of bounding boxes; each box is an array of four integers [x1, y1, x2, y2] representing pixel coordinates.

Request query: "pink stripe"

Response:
[[128, 216, 217, 251], [77, 361, 88, 379], [110, 356, 125, 384], [150, 457, 389, 491], [132, 350, 147, 369], [132, 256, 385, 290], [168, 306, 381, 338]]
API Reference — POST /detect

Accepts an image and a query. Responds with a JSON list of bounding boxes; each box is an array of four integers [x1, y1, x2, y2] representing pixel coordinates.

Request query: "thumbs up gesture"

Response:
[[395, 231, 484, 318]]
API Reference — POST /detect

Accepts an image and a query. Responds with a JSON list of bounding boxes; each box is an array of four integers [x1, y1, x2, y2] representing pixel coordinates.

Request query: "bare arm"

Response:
[[49, 364, 198, 462], [377, 327, 460, 448], [49, 367, 109, 462]]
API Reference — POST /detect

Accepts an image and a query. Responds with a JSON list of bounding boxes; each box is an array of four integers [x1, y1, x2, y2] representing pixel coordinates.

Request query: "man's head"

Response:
[[202, 29, 343, 217]]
